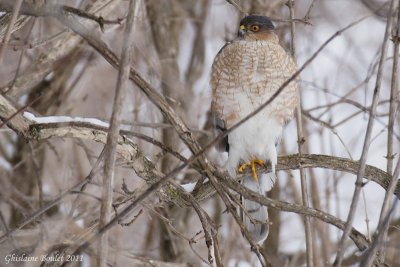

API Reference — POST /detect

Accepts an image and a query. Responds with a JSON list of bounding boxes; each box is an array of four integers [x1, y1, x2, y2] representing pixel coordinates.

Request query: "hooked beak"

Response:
[[238, 24, 246, 38]]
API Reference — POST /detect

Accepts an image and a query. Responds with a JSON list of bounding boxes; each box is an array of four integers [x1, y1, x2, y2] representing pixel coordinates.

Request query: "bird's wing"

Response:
[[213, 113, 229, 152], [210, 41, 236, 152]]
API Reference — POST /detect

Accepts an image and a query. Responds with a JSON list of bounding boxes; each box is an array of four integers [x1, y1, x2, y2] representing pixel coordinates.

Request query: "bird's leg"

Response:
[[250, 159, 264, 181], [238, 159, 264, 182]]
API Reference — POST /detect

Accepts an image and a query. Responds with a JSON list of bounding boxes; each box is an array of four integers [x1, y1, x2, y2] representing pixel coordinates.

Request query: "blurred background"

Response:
[[0, 0, 399, 266]]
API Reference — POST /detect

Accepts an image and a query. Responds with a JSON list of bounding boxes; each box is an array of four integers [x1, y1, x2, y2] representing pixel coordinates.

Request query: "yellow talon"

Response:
[[238, 163, 249, 173], [237, 159, 264, 182], [251, 161, 258, 181]]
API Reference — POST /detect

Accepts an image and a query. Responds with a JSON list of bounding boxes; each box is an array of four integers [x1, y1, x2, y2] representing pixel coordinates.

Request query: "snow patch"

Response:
[[181, 182, 196, 193], [24, 112, 109, 128]]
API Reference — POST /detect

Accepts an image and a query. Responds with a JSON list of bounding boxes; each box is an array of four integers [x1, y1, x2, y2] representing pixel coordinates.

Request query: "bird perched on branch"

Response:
[[211, 15, 298, 244]]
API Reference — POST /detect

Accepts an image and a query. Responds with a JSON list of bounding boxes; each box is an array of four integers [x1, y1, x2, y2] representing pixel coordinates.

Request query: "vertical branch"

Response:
[[386, 1, 400, 175], [0, 0, 22, 62], [333, 0, 396, 266], [288, 1, 296, 58], [97, 1, 140, 266], [288, 1, 314, 266]]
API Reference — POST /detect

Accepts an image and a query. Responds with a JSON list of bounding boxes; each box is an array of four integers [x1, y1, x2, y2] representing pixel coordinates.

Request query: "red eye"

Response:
[[251, 25, 260, 32]]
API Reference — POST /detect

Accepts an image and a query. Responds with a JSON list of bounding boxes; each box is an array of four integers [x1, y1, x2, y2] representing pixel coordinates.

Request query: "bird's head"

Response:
[[238, 15, 277, 42]]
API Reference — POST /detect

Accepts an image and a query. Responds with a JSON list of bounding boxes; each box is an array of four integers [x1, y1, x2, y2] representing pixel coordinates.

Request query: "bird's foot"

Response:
[[238, 159, 264, 182]]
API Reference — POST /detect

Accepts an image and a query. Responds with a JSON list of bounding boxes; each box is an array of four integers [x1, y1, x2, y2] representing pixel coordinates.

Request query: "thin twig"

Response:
[[386, 0, 400, 175], [62, 5, 122, 32], [303, 0, 316, 23], [225, 0, 247, 14]]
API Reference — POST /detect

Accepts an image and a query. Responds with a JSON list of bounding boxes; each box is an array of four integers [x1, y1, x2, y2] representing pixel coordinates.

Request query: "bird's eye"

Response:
[[251, 25, 260, 32]]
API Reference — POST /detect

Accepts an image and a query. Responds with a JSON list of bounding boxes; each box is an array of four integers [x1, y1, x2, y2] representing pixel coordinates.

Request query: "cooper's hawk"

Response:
[[211, 15, 298, 244]]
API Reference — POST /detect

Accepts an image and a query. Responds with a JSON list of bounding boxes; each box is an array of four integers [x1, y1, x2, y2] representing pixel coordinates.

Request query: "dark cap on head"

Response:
[[239, 15, 275, 31]]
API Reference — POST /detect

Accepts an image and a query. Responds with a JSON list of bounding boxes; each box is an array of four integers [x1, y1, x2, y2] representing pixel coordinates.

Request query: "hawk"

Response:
[[211, 15, 298, 244]]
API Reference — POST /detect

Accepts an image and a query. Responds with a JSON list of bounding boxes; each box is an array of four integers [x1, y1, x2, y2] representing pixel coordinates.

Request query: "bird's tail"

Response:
[[241, 172, 276, 245]]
